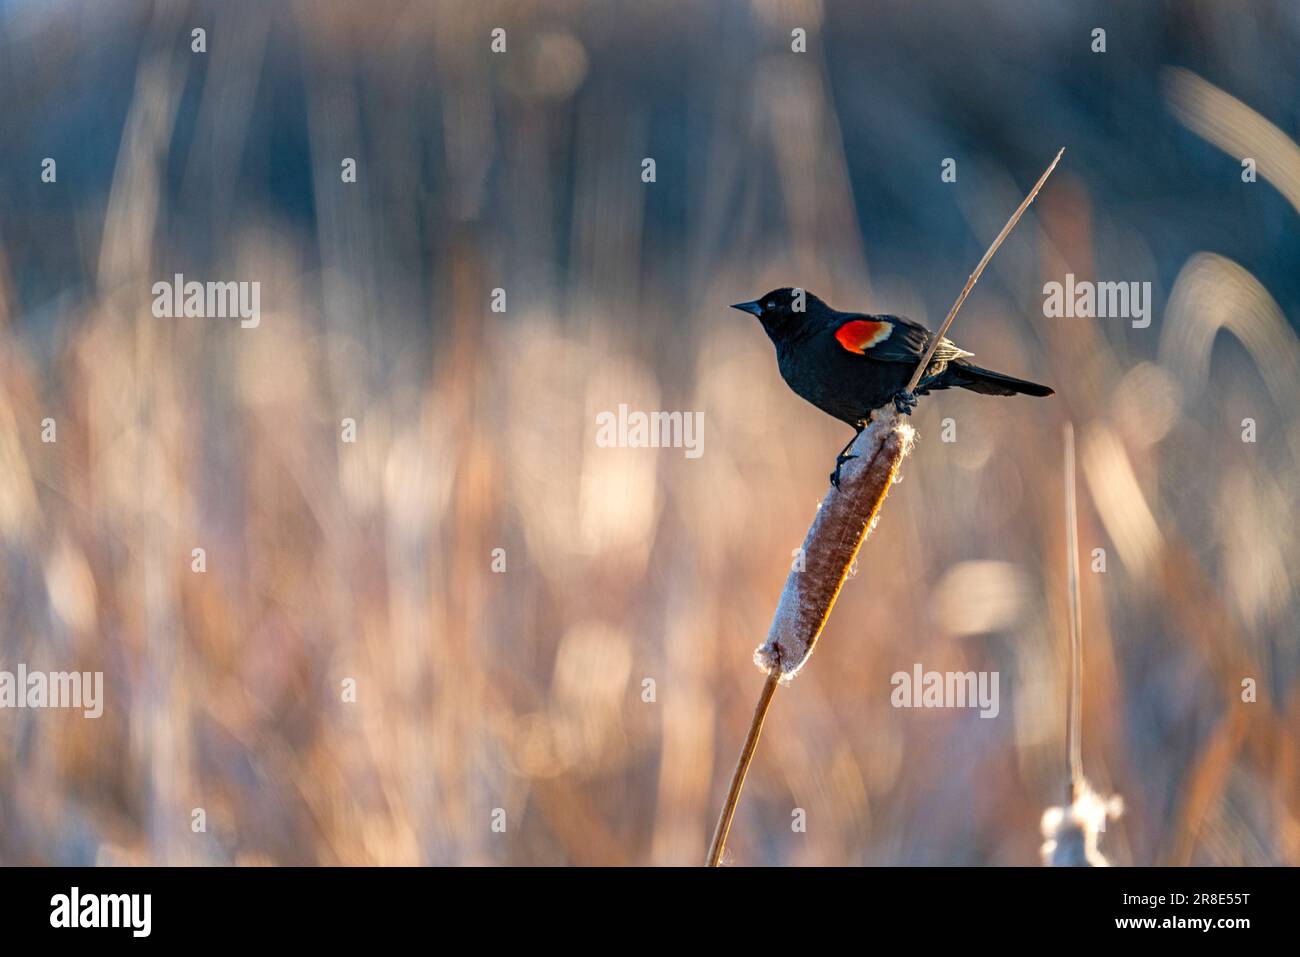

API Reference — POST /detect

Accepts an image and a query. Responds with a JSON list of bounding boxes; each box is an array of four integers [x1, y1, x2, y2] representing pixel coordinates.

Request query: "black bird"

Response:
[[732, 288, 1054, 487]]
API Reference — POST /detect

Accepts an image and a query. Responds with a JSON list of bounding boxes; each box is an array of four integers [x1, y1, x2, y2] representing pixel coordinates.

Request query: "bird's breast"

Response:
[[776, 339, 867, 425]]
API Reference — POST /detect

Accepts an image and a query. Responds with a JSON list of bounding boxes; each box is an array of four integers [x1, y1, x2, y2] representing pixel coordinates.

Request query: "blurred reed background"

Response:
[[0, 0, 1296, 865]]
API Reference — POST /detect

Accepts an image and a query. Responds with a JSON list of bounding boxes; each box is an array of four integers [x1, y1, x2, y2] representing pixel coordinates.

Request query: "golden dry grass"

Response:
[[0, 0, 1296, 866]]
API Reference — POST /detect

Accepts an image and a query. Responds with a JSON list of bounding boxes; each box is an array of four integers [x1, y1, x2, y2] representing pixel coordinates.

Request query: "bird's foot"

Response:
[[892, 390, 918, 416], [830, 452, 858, 489]]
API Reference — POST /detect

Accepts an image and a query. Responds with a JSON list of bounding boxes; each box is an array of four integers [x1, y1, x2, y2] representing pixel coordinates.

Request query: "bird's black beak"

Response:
[[730, 300, 763, 317]]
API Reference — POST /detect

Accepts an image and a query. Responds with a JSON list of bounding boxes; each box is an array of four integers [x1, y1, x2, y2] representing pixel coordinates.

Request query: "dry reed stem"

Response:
[[1064, 422, 1084, 804], [706, 671, 780, 867], [706, 149, 1066, 866], [1041, 423, 1123, 865], [904, 147, 1065, 395]]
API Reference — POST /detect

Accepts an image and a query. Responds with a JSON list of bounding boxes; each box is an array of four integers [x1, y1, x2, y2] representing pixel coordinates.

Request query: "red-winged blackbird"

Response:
[[732, 288, 1054, 486]]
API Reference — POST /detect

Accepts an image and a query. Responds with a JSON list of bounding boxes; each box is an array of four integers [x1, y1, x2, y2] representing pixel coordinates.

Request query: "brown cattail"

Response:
[[754, 410, 914, 678], [706, 411, 913, 866]]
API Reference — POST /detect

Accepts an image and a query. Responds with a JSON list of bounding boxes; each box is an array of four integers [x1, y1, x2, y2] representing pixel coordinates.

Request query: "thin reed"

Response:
[[1040, 422, 1122, 866]]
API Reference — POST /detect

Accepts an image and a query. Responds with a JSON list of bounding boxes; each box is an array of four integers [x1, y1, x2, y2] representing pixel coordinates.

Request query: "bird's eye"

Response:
[[766, 301, 775, 309]]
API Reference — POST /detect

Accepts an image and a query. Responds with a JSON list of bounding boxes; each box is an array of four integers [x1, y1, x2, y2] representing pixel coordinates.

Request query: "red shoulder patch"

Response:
[[834, 319, 892, 354]]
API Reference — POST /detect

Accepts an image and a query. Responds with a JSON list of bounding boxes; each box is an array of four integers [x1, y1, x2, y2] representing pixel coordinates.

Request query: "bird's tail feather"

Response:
[[949, 360, 1054, 397]]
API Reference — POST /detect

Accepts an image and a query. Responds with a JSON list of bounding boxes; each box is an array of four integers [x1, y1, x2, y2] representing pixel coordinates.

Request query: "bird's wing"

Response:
[[833, 313, 972, 363]]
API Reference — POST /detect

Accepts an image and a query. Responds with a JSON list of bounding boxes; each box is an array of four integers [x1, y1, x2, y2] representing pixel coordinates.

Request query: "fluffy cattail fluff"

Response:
[[1041, 781, 1124, 866], [754, 409, 915, 678]]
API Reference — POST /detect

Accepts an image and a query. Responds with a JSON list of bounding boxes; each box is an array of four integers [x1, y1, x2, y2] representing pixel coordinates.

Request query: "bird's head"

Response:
[[730, 287, 824, 342]]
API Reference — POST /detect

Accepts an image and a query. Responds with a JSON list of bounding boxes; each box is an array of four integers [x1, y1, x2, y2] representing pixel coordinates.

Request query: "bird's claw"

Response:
[[892, 390, 918, 416], [830, 452, 858, 489]]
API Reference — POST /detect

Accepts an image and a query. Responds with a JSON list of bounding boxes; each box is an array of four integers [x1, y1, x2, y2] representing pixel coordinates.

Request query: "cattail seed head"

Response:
[[754, 410, 915, 679]]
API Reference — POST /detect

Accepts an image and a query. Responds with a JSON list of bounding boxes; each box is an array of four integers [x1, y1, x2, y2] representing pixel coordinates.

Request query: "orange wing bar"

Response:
[[834, 319, 892, 354]]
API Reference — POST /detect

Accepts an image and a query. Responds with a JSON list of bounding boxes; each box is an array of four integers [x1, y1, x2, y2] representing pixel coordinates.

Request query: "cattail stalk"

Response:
[[707, 149, 1065, 866], [706, 413, 912, 867], [1040, 422, 1123, 866], [1064, 422, 1084, 804], [705, 670, 779, 868]]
